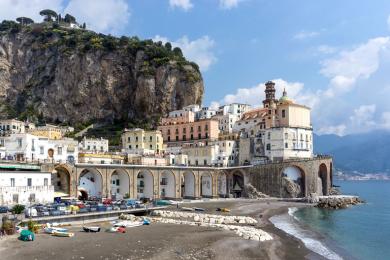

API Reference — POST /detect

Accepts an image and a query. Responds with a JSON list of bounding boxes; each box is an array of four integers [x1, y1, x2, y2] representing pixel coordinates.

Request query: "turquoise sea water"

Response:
[[294, 180, 390, 260]]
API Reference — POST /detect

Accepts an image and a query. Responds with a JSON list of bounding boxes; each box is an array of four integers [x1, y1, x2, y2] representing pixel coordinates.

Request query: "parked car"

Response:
[[25, 208, 38, 218], [0, 206, 9, 213]]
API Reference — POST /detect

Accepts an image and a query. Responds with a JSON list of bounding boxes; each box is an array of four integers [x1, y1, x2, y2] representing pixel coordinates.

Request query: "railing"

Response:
[[0, 185, 54, 193]]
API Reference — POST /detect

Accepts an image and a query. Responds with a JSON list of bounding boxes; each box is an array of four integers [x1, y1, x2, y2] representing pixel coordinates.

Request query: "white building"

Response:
[[0, 133, 78, 163], [79, 137, 109, 152], [198, 107, 217, 119], [165, 153, 188, 166], [0, 119, 35, 136], [0, 171, 54, 205]]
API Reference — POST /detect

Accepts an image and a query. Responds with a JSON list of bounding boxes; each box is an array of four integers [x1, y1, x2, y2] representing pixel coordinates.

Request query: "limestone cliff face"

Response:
[[0, 23, 204, 125]]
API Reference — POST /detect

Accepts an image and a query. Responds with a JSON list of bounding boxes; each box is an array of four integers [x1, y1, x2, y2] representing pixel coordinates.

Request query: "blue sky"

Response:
[[2, 0, 390, 135]]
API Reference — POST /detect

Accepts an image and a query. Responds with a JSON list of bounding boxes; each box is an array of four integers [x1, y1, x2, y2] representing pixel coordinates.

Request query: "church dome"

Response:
[[279, 89, 293, 103]]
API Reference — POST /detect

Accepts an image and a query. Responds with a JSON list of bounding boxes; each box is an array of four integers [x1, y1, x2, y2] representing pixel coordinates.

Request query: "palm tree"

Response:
[[39, 9, 58, 22], [16, 17, 34, 26]]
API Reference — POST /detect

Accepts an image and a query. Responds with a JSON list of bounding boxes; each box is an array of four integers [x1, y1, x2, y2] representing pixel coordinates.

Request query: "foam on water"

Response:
[[270, 208, 343, 260]]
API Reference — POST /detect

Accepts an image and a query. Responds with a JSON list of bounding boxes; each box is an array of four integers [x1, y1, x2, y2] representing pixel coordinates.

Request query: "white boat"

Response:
[[52, 231, 74, 237], [181, 207, 195, 211], [83, 226, 101, 232], [44, 227, 68, 234], [114, 221, 144, 228]]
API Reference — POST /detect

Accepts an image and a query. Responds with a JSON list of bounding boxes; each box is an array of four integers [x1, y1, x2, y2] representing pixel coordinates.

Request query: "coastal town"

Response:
[[0, 81, 327, 206]]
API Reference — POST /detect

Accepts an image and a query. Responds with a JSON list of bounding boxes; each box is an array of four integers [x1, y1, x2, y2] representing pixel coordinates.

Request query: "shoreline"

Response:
[[0, 199, 334, 259]]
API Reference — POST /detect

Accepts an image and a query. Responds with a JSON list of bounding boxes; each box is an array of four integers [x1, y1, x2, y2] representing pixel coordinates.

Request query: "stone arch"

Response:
[[136, 170, 154, 200], [217, 171, 228, 197], [53, 166, 71, 197], [318, 163, 328, 196], [110, 169, 130, 200], [231, 170, 245, 198], [200, 172, 213, 197], [182, 171, 196, 198], [160, 170, 176, 199], [78, 168, 104, 200], [281, 165, 305, 198]]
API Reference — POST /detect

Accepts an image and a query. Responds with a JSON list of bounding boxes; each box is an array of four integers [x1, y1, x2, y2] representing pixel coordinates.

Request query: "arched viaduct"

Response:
[[41, 156, 332, 200]]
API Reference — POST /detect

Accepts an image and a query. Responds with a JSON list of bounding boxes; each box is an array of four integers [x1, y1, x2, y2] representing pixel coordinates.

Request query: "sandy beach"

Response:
[[0, 200, 324, 260]]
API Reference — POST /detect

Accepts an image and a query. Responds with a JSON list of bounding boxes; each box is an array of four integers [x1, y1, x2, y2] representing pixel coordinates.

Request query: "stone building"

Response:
[[121, 128, 164, 154]]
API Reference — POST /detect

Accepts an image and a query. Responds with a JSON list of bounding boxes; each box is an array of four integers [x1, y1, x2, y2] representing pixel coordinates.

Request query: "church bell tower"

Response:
[[263, 81, 277, 108]]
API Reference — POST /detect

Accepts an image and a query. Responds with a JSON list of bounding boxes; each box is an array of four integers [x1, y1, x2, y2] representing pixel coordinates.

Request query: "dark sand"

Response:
[[0, 200, 324, 260]]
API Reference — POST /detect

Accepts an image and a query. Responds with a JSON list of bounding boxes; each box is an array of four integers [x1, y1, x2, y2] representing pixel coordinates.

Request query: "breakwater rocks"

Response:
[[316, 196, 364, 209], [150, 210, 272, 242]]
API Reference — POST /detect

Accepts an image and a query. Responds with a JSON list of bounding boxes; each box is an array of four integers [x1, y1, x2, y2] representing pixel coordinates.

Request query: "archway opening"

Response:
[[137, 171, 154, 200], [111, 169, 130, 200], [182, 171, 195, 198], [201, 172, 212, 197], [231, 171, 244, 198], [52, 167, 71, 198], [281, 166, 305, 198], [78, 169, 103, 200], [218, 172, 228, 197], [318, 164, 328, 196], [160, 171, 175, 199]]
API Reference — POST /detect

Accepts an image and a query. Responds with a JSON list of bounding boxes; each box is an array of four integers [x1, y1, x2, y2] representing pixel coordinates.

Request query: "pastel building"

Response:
[[0, 171, 54, 205], [79, 137, 109, 152], [121, 128, 164, 154], [0, 119, 35, 136], [237, 81, 313, 163]]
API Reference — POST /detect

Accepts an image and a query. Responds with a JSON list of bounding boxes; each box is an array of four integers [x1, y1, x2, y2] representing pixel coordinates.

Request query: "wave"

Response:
[[270, 208, 343, 260]]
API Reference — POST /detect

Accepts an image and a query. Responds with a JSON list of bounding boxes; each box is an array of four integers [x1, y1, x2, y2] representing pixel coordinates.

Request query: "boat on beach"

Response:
[[108, 226, 126, 233], [52, 231, 74, 237], [114, 220, 144, 228], [83, 226, 101, 232], [194, 207, 205, 211], [181, 207, 195, 211], [44, 227, 68, 234]]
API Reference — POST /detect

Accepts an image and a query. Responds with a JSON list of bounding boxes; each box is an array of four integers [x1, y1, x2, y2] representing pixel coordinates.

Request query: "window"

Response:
[[284, 133, 288, 139], [116, 179, 120, 186], [198, 125, 201, 131], [268, 132, 271, 140], [10, 178, 15, 187], [190, 134, 194, 140], [13, 194, 19, 204], [128, 137, 131, 142], [204, 159, 207, 165], [150, 144, 152, 149], [31, 139, 35, 151], [27, 178, 32, 187], [205, 125, 208, 131], [44, 178, 48, 186], [195, 160, 199, 166], [183, 128, 186, 133], [150, 136, 152, 142], [175, 128, 179, 134], [285, 143, 288, 148], [168, 136, 171, 142], [17, 138, 22, 148], [160, 178, 167, 185], [282, 109, 286, 118], [58, 147, 62, 155], [167, 129, 171, 135], [198, 133, 201, 139], [129, 145, 132, 149], [93, 145, 96, 150], [268, 110, 271, 115], [136, 144, 138, 149], [176, 136, 179, 141], [190, 127, 193, 133], [40, 146, 44, 155], [29, 193, 35, 202], [266, 144, 271, 150], [135, 136, 138, 142], [183, 135, 186, 141]]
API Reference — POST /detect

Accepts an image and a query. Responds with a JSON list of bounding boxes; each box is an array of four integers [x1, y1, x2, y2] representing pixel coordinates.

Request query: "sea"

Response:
[[270, 180, 390, 260]]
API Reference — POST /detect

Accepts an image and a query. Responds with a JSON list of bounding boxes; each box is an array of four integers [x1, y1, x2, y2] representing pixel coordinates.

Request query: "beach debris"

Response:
[[245, 184, 270, 199]]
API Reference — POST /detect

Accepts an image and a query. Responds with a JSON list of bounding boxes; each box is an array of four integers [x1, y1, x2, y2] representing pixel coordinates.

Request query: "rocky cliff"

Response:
[[0, 21, 204, 126]]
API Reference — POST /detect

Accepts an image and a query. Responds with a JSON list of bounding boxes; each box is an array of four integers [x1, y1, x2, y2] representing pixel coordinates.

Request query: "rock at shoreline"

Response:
[[245, 184, 270, 199], [316, 196, 364, 209]]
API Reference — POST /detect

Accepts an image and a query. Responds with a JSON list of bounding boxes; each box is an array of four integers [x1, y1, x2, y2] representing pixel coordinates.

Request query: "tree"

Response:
[[39, 9, 58, 22], [64, 13, 76, 24], [173, 47, 183, 57], [16, 17, 34, 26], [82, 22, 86, 29], [165, 42, 172, 51]]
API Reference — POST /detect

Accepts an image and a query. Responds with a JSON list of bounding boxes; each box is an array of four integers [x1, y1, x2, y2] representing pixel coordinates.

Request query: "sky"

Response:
[[1, 0, 390, 136]]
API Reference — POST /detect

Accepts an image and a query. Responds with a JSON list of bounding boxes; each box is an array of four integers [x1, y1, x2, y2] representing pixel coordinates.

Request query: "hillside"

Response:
[[0, 20, 204, 129], [314, 131, 390, 173]]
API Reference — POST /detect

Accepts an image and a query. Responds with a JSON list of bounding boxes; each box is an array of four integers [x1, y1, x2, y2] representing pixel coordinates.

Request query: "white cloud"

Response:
[[293, 30, 320, 40], [0, 0, 64, 22], [320, 37, 390, 97], [212, 78, 317, 108], [317, 124, 347, 136], [169, 0, 193, 11], [317, 45, 337, 55], [219, 0, 243, 9], [349, 104, 377, 128], [64, 0, 130, 35], [153, 35, 217, 71]]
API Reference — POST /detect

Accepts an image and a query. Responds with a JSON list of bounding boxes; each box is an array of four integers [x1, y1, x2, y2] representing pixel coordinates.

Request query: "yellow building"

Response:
[[121, 128, 164, 154], [28, 125, 63, 140]]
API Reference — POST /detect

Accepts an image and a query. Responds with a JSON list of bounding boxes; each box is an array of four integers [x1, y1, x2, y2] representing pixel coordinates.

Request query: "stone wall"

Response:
[[248, 156, 332, 197]]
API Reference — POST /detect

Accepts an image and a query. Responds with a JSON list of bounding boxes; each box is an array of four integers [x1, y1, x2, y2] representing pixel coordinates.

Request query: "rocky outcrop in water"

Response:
[[0, 21, 203, 125], [245, 184, 270, 199], [316, 196, 363, 209]]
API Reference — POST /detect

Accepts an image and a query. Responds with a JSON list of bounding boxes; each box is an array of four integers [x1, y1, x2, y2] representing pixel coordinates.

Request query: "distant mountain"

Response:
[[314, 130, 390, 173]]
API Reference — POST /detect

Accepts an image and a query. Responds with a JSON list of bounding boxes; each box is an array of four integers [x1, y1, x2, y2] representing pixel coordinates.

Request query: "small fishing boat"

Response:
[[83, 226, 101, 232], [52, 231, 74, 237], [142, 218, 151, 225], [108, 227, 126, 233], [216, 208, 230, 212], [194, 207, 205, 212], [44, 227, 68, 234], [181, 207, 195, 211], [114, 221, 144, 228]]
